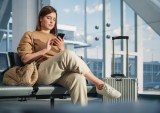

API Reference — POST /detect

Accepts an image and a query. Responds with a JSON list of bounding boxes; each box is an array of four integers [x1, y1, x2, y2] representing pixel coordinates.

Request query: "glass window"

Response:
[[0, 1, 12, 52], [128, 56, 136, 78], [114, 55, 123, 74], [86, 1, 103, 75], [110, 0, 121, 51], [123, 2, 135, 52], [51, 0, 103, 79], [141, 20, 160, 91]]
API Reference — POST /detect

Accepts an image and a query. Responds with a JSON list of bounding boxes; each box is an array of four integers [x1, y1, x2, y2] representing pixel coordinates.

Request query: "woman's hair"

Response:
[[36, 6, 57, 35]]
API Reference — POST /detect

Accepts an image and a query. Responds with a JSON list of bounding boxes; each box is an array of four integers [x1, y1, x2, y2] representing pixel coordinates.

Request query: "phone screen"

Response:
[[57, 33, 65, 39]]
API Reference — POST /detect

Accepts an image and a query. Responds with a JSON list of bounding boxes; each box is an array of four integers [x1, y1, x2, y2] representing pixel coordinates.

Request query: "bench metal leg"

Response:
[[50, 97, 55, 108]]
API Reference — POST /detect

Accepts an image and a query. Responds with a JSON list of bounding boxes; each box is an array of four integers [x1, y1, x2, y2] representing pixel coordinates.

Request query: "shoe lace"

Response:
[[104, 84, 113, 95]]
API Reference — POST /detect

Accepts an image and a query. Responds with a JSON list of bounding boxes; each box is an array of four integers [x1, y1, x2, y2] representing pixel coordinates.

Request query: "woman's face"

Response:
[[40, 12, 56, 31]]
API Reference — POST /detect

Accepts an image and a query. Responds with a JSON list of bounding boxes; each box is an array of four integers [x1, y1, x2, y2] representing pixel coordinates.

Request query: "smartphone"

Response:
[[57, 33, 65, 39]]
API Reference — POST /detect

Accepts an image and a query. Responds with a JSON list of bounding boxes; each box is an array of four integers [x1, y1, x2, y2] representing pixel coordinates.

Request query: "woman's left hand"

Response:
[[53, 37, 65, 51]]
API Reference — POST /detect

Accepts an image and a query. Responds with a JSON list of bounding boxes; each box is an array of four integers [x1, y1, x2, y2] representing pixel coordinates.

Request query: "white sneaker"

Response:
[[96, 83, 121, 98]]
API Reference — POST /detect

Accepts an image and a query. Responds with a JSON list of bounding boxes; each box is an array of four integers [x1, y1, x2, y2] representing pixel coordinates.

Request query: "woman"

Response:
[[17, 6, 121, 106]]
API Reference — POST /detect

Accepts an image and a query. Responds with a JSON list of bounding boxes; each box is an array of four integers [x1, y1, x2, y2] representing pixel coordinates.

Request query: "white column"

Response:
[[12, 0, 39, 52], [137, 16, 144, 93], [103, 0, 112, 78]]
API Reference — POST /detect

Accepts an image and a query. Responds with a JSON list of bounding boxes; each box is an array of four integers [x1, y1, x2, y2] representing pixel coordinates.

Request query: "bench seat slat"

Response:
[[0, 86, 33, 97]]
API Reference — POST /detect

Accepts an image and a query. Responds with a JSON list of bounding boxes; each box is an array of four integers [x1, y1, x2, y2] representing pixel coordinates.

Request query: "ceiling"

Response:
[[124, 0, 160, 36]]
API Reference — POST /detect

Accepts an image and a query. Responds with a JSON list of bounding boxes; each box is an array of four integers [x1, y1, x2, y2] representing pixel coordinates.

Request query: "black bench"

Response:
[[0, 52, 97, 107]]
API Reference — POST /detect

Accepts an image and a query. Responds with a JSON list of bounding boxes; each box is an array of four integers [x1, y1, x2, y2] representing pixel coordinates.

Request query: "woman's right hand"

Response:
[[40, 38, 52, 55], [46, 38, 52, 51], [20, 39, 54, 64]]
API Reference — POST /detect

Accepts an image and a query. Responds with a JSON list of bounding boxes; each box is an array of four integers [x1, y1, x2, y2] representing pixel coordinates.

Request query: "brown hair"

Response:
[[36, 6, 57, 35]]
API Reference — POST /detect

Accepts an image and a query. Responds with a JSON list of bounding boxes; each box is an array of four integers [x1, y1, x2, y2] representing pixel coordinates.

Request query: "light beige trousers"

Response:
[[37, 50, 91, 106]]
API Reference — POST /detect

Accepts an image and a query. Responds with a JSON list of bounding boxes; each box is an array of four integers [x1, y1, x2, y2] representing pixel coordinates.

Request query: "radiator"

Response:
[[103, 77, 138, 104]]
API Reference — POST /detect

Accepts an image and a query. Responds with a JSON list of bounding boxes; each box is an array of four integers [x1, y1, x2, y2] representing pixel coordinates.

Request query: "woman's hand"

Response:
[[40, 38, 53, 55], [47, 38, 52, 51], [53, 37, 65, 51]]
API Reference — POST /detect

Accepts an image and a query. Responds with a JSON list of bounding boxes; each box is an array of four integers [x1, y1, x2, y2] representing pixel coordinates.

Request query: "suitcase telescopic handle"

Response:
[[112, 36, 129, 77], [112, 36, 129, 40]]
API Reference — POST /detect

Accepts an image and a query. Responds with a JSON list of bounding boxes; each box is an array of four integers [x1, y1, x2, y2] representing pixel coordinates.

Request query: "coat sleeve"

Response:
[[17, 31, 34, 61]]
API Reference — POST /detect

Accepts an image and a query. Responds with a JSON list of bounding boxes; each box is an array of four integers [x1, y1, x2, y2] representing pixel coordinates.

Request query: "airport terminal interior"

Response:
[[0, 0, 160, 112]]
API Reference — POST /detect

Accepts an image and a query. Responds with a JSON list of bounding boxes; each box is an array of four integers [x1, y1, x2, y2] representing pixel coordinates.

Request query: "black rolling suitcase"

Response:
[[103, 36, 137, 103]]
